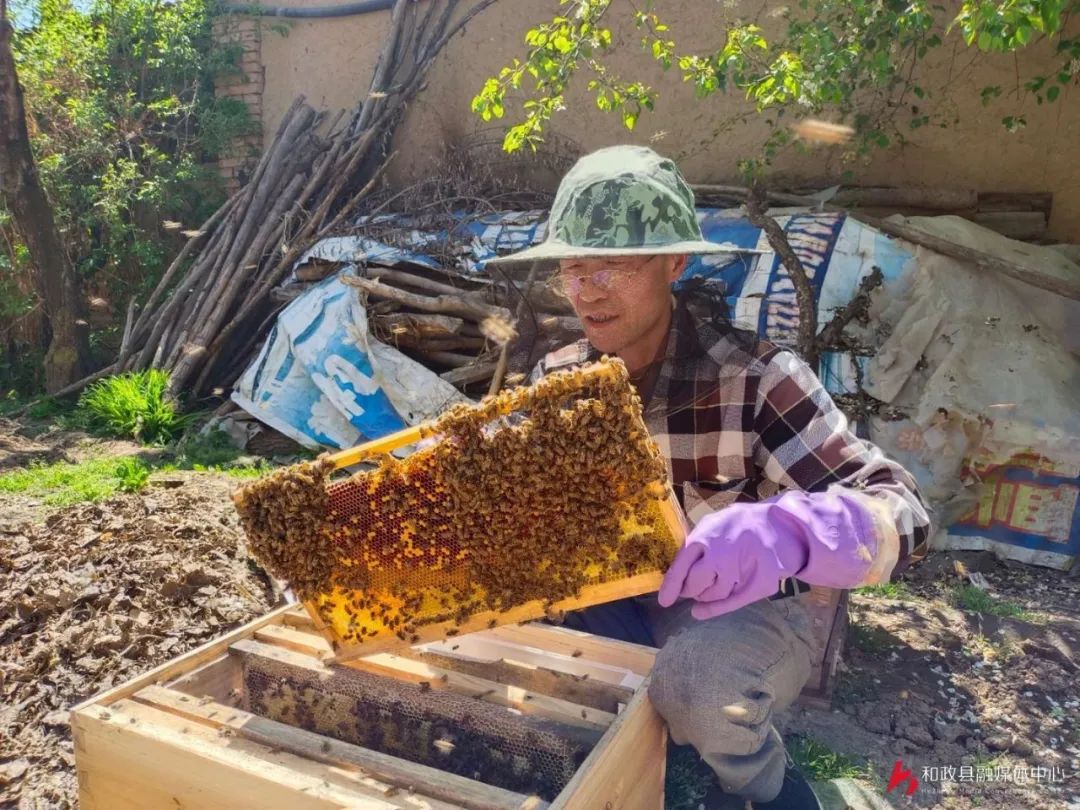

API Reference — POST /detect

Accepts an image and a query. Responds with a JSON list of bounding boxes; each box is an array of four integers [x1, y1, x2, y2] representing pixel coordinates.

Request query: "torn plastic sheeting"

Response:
[[233, 268, 467, 450], [865, 218, 1080, 570]]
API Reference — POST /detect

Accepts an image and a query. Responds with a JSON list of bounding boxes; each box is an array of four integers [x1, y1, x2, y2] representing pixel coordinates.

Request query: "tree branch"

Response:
[[745, 187, 819, 367]]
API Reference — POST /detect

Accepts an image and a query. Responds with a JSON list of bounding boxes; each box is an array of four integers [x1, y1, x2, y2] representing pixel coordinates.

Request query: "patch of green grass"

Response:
[[0, 456, 149, 505], [174, 429, 272, 478], [951, 584, 1032, 620], [0, 391, 81, 424], [854, 581, 914, 600], [786, 735, 870, 781], [971, 753, 1002, 771], [114, 457, 151, 493], [174, 428, 244, 467], [221, 463, 271, 479], [0, 442, 267, 506], [833, 666, 876, 704], [664, 746, 716, 809], [77, 370, 190, 444]]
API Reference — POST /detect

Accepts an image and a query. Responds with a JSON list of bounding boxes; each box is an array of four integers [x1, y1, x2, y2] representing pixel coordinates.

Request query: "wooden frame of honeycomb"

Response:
[[234, 359, 687, 663]]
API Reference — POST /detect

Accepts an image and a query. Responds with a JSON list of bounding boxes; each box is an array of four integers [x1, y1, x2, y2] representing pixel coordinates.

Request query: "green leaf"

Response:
[[977, 30, 992, 50], [1047, 85, 1060, 102], [623, 109, 638, 130]]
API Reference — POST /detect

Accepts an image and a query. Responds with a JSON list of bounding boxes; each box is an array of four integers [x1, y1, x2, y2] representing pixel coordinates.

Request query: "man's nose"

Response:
[[576, 276, 608, 303]]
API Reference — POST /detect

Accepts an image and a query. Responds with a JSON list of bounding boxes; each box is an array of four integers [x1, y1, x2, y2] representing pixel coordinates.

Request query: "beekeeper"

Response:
[[490, 145, 930, 810]]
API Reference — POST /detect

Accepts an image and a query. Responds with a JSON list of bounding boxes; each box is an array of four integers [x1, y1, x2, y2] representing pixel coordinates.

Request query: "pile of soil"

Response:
[[0, 472, 277, 807]]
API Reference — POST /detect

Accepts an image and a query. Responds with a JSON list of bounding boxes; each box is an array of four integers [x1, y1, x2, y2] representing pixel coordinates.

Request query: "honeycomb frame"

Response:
[[235, 359, 687, 663]]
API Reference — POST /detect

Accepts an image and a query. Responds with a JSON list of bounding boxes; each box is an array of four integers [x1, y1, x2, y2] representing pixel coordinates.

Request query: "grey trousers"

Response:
[[564, 596, 815, 803]]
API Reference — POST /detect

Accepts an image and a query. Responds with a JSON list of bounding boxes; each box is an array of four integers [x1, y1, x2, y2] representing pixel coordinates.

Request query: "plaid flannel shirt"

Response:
[[532, 304, 931, 596]]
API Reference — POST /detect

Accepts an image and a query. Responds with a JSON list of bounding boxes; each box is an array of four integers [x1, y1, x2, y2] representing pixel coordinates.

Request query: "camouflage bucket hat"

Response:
[[488, 145, 758, 264]]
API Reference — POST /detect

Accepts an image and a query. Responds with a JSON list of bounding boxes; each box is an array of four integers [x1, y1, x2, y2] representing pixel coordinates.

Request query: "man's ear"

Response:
[[665, 254, 688, 283]]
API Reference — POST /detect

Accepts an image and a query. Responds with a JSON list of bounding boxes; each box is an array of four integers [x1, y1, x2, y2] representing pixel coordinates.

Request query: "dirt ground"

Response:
[[0, 422, 278, 808], [1, 420, 1077, 809], [778, 552, 1079, 809]]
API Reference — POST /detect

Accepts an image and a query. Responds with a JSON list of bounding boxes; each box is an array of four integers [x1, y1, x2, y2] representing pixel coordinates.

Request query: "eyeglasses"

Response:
[[551, 257, 656, 298]]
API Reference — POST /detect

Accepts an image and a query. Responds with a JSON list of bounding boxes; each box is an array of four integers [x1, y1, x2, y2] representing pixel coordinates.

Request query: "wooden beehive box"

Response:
[[71, 604, 666, 809]]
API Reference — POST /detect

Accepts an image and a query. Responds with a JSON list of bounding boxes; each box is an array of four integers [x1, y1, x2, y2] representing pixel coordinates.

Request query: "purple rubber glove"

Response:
[[657, 490, 877, 619]]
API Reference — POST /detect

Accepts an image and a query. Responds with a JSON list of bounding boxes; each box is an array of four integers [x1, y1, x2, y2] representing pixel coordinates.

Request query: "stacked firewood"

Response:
[[56, 0, 501, 401], [284, 260, 579, 393]]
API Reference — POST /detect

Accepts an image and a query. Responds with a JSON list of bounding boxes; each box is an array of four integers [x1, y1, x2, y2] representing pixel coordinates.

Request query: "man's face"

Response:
[[556, 254, 686, 356]]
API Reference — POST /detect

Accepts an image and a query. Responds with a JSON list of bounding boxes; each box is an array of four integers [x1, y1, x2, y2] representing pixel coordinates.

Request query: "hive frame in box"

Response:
[[308, 363, 688, 663], [72, 604, 668, 809]]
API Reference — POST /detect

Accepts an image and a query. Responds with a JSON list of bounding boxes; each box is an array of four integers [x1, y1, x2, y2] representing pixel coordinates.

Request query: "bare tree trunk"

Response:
[[0, 5, 91, 392], [745, 188, 818, 368]]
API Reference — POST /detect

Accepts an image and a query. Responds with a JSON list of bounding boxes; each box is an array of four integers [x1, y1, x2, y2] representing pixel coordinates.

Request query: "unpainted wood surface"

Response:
[[73, 698, 403, 809], [551, 681, 667, 810], [132, 684, 541, 810]]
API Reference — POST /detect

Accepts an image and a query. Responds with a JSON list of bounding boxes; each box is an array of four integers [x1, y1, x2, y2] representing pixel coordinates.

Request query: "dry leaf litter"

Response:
[[0, 472, 276, 807]]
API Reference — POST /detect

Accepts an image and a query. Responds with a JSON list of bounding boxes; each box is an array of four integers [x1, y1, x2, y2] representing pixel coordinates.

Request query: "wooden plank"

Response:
[[131, 686, 466, 810], [229, 637, 330, 675], [344, 653, 614, 731], [855, 214, 1080, 301], [421, 634, 646, 689], [130, 685, 541, 810], [72, 699, 402, 809], [657, 489, 688, 546], [488, 624, 657, 678], [73, 604, 294, 711], [232, 638, 609, 736], [327, 423, 425, 468], [977, 191, 1053, 214], [254, 624, 334, 659], [281, 604, 316, 628], [973, 211, 1047, 241], [416, 651, 633, 714], [166, 654, 241, 703], [829, 186, 978, 211], [259, 621, 633, 712], [329, 572, 667, 662], [550, 682, 666, 810]]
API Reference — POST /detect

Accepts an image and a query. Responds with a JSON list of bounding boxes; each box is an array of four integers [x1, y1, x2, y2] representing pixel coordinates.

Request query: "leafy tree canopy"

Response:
[[473, 0, 1078, 173]]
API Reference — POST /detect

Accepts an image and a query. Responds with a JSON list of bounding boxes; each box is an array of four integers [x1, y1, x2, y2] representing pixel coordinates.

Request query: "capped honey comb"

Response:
[[233, 357, 684, 658]]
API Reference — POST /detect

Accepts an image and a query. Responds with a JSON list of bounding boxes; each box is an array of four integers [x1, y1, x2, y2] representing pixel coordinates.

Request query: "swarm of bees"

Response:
[[233, 357, 679, 645], [231, 455, 337, 599]]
